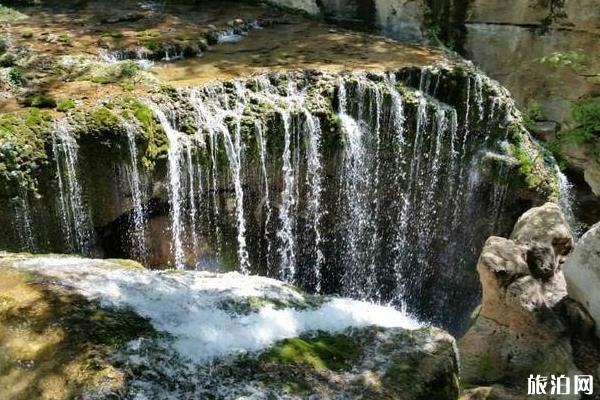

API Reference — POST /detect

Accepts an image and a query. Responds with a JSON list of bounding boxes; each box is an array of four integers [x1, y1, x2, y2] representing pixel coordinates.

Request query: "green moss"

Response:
[[124, 98, 168, 169], [522, 100, 544, 131], [264, 332, 360, 371], [0, 53, 16, 68], [508, 142, 543, 189], [56, 99, 76, 112], [90, 107, 120, 131], [0, 5, 27, 22], [90, 75, 115, 85], [477, 354, 501, 382], [0, 108, 53, 196], [25, 94, 57, 108], [102, 31, 124, 39], [120, 61, 140, 78]]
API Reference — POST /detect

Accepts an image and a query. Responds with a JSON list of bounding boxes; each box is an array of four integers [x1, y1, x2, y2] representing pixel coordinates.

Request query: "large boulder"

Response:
[[0, 252, 459, 400], [564, 222, 600, 337], [459, 203, 581, 389]]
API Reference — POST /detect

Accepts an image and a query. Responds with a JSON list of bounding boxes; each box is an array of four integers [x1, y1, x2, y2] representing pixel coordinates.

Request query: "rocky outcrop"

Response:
[[459, 203, 580, 386], [565, 222, 600, 337], [259, 0, 600, 194], [0, 252, 459, 399]]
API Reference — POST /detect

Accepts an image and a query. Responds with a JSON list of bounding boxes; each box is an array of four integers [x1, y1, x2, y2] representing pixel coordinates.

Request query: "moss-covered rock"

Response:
[[0, 261, 155, 400]]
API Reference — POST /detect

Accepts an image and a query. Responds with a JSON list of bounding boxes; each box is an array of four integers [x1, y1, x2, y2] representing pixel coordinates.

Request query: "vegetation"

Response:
[[0, 266, 155, 399], [0, 5, 27, 22], [0, 108, 53, 195], [264, 332, 359, 371], [522, 100, 544, 131], [6, 67, 23, 86], [549, 97, 600, 163], [56, 99, 76, 112]]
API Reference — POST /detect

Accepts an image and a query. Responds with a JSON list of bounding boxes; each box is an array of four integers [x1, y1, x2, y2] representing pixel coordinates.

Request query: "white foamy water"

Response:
[[12, 256, 421, 362]]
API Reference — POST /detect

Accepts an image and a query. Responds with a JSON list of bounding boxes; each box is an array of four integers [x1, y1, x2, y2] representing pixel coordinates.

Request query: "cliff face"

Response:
[[261, 0, 600, 195]]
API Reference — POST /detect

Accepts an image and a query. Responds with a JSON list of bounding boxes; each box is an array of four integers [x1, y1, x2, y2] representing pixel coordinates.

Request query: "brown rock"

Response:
[[459, 203, 580, 389]]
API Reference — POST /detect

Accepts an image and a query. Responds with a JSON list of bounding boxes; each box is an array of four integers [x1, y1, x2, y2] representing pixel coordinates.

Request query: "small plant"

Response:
[[102, 31, 124, 39], [59, 32, 72, 45], [523, 101, 544, 131], [26, 94, 57, 108], [120, 61, 140, 79], [56, 99, 76, 112], [0, 53, 16, 67], [7, 67, 23, 86], [90, 75, 115, 84]]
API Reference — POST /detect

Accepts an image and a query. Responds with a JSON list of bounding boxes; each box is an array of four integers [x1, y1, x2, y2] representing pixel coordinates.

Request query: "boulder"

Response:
[[564, 222, 600, 337], [0, 252, 460, 399], [459, 203, 581, 390]]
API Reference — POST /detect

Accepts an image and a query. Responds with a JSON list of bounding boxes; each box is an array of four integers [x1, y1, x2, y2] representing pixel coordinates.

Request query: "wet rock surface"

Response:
[[0, 252, 459, 400]]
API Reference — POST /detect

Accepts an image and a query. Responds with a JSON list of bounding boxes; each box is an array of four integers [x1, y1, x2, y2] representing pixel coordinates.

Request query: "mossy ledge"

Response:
[[0, 260, 156, 400]]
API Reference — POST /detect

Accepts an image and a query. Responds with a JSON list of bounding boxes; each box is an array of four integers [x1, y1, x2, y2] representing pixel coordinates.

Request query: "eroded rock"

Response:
[[459, 202, 580, 389]]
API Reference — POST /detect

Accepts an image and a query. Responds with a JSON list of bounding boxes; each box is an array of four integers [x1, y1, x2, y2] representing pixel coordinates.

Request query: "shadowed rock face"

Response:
[[459, 202, 600, 394]]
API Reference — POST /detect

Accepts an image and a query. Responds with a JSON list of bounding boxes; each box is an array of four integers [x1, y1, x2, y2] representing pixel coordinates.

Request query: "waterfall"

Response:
[[146, 102, 187, 269], [12, 194, 35, 252], [304, 111, 324, 293], [256, 121, 273, 273], [52, 120, 93, 254], [555, 166, 581, 236], [185, 143, 200, 258], [277, 110, 297, 283], [124, 121, 147, 260], [3, 69, 543, 334], [338, 81, 370, 298], [221, 105, 250, 273]]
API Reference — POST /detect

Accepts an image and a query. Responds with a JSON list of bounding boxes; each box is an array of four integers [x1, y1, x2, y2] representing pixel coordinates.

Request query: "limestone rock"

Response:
[[564, 222, 600, 337], [459, 203, 580, 389], [0, 252, 459, 399], [511, 202, 574, 258]]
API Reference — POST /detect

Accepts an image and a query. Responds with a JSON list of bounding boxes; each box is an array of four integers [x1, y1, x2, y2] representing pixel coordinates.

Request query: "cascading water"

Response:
[[304, 111, 324, 293], [11, 193, 35, 252], [555, 165, 582, 236], [124, 121, 147, 260], [146, 102, 187, 269], [52, 120, 93, 254], [5, 68, 550, 334]]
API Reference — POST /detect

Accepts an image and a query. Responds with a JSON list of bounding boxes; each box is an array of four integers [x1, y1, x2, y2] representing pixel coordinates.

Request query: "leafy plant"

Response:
[[57, 99, 76, 112], [120, 61, 140, 78], [7, 67, 23, 86], [523, 101, 544, 131]]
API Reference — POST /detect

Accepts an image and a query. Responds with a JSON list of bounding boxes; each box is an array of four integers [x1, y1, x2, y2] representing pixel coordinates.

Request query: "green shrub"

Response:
[[120, 61, 140, 78], [90, 75, 115, 84], [26, 94, 57, 108], [57, 99, 76, 112], [523, 101, 544, 131], [0, 53, 16, 67], [7, 67, 23, 86]]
